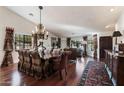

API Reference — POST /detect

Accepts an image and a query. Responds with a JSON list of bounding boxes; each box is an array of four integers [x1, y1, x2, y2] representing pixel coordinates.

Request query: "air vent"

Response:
[[29, 13, 34, 16]]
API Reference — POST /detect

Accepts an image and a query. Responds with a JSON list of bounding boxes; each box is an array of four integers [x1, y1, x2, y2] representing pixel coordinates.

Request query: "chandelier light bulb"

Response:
[[46, 31, 48, 35], [35, 26, 38, 32], [32, 30, 35, 34]]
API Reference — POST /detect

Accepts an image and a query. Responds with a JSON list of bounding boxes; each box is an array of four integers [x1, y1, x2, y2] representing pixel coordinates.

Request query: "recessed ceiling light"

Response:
[[105, 25, 109, 28], [110, 8, 114, 12], [29, 13, 34, 16]]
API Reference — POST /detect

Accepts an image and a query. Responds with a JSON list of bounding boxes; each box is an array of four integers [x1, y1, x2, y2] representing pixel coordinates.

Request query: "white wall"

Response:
[[0, 7, 57, 66], [115, 11, 124, 44], [71, 36, 82, 41]]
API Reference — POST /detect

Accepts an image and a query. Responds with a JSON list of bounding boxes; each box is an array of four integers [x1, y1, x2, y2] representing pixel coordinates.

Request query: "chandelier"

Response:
[[32, 6, 48, 40]]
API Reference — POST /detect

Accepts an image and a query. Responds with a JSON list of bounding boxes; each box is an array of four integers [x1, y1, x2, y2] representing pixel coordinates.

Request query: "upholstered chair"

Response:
[[52, 51, 70, 80], [58, 51, 70, 80], [18, 50, 24, 71], [64, 48, 77, 61], [31, 51, 44, 79], [23, 50, 32, 75], [43, 49, 51, 77]]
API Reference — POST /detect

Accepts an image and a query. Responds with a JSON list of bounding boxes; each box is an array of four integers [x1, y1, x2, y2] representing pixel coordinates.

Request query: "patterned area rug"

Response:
[[78, 61, 113, 86]]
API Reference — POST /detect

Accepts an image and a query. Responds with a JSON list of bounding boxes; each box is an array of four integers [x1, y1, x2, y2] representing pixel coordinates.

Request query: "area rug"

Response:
[[77, 61, 113, 86]]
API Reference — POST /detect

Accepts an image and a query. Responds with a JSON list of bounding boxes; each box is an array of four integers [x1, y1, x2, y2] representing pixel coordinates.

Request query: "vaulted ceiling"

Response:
[[6, 6, 124, 37]]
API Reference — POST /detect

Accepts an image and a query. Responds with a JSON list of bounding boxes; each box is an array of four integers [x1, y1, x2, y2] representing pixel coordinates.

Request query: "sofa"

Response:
[[64, 48, 83, 61]]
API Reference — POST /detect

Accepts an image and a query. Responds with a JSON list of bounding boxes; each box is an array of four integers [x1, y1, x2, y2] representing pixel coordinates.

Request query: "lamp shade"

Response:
[[112, 31, 122, 37]]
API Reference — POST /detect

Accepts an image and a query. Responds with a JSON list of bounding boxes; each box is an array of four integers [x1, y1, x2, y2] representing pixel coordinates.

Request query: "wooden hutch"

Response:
[[104, 44, 124, 86]]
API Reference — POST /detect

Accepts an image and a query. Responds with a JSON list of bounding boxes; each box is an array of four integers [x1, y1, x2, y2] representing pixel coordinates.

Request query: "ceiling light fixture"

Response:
[[32, 6, 48, 40], [110, 8, 114, 12]]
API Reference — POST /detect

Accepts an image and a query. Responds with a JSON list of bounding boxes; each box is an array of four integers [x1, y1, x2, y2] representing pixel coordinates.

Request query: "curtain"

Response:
[[32, 34, 38, 49], [1, 27, 14, 67], [93, 34, 97, 59]]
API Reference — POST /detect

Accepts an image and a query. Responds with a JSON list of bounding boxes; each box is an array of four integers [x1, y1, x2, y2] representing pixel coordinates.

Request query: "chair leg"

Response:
[[65, 68, 67, 75], [18, 63, 20, 70], [64, 68, 67, 83], [42, 68, 46, 79], [59, 70, 63, 80], [32, 68, 35, 77]]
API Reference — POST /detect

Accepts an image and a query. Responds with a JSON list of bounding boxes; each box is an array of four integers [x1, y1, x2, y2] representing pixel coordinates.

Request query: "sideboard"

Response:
[[105, 50, 124, 85]]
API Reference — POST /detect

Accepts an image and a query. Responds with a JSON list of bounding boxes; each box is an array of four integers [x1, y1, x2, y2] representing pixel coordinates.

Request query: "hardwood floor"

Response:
[[0, 57, 94, 86]]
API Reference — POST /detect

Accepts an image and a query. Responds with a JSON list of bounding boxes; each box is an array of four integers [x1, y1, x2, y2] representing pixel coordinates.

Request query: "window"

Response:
[[15, 34, 32, 50], [51, 37, 61, 48], [87, 36, 94, 51]]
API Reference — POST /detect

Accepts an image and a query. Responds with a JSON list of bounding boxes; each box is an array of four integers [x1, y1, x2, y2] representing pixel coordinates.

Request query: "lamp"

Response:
[[112, 31, 122, 44], [32, 6, 48, 40], [112, 31, 122, 53]]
